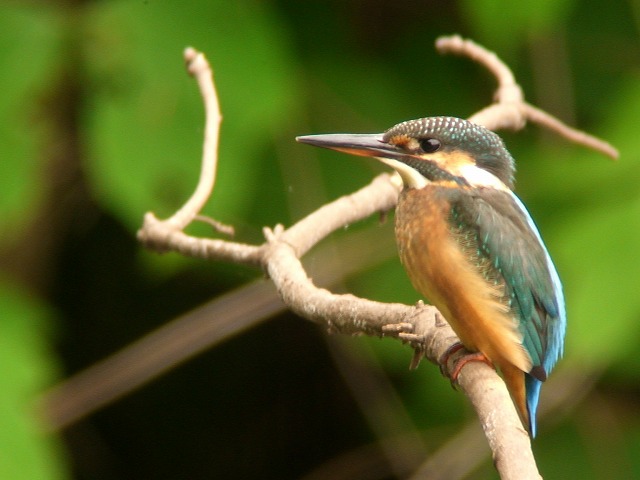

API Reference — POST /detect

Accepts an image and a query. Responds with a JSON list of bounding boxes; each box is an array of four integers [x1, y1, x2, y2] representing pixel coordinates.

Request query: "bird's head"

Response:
[[297, 116, 515, 191]]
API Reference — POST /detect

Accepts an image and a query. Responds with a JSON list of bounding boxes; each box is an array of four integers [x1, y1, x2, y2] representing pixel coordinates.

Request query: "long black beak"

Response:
[[296, 133, 402, 159], [297, 132, 440, 189]]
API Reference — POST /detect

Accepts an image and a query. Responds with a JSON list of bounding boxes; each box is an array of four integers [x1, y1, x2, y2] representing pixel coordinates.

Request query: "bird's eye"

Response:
[[419, 138, 441, 153]]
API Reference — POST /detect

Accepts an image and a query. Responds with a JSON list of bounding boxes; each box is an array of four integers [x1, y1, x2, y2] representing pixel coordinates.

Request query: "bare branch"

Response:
[[45, 39, 620, 479], [169, 47, 223, 229], [42, 215, 429, 431], [194, 214, 236, 236], [523, 103, 619, 159], [436, 34, 526, 133], [410, 365, 601, 479], [278, 173, 400, 258], [437, 34, 619, 160], [138, 212, 263, 268], [135, 46, 227, 258], [436, 35, 523, 105]]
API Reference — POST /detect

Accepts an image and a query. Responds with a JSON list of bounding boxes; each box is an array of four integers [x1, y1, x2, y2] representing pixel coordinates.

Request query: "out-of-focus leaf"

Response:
[[0, 6, 62, 244], [460, 0, 577, 52], [83, 0, 299, 231], [0, 279, 69, 479], [522, 75, 640, 369], [555, 199, 640, 366]]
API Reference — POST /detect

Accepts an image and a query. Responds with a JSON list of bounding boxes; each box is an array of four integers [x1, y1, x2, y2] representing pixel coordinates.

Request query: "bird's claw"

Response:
[[439, 343, 494, 387]]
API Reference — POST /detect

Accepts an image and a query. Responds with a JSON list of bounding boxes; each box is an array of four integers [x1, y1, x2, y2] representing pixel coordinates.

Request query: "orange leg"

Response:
[[438, 342, 465, 366], [450, 352, 494, 380], [439, 342, 494, 381]]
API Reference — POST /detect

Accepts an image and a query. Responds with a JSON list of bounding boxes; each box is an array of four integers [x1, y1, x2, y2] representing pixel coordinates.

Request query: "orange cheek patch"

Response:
[[387, 134, 412, 148], [387, 134, 421, 152]]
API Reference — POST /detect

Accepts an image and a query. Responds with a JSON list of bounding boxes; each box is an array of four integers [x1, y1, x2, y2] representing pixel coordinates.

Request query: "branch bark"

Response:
[[48, 36, 619, 479]]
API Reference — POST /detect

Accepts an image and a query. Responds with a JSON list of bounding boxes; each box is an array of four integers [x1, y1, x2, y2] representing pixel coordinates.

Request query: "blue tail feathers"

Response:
[[525, 374, 543, 438]]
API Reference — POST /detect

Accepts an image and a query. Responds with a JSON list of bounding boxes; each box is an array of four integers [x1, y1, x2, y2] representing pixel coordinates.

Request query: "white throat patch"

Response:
[[457, 164, 510, 191], [375, 156, 428, 189]]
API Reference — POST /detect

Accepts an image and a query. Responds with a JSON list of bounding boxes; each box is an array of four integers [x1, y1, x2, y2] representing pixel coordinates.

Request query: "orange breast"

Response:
[[395, 186, 531, 374]]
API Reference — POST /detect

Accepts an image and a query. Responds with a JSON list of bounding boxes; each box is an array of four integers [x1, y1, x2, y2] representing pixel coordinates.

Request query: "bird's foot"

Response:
[[450, 352, 494, 381], [438, 342, 464, 376], [439, 343, 494, 385]]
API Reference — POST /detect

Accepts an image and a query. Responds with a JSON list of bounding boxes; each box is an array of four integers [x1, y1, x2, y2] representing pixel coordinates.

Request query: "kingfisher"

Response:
[[296, 116, 566, 437]]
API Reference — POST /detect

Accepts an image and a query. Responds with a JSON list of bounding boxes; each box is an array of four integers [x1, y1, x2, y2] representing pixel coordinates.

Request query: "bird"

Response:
[[296, 116, 566, 437]]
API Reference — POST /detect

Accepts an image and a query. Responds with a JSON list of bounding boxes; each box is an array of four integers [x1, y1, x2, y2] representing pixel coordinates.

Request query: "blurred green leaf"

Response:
[[0, 7, 62, 243], [564, 77, 640, 368], [84, 0, 299, 231], [516, 74, 640, 369], [0, 279, 68, 479], [460, 0, 577, 51], [556, 198, 640, 366]]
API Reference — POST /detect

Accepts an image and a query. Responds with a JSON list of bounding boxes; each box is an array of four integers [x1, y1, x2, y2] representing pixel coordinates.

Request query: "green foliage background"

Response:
[[1, 0, 639, 478]]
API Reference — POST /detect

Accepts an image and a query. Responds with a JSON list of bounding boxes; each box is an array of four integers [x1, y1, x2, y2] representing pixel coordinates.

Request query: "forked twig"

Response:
[[169, 47, 223, 229], [437, 35, 619, 159]]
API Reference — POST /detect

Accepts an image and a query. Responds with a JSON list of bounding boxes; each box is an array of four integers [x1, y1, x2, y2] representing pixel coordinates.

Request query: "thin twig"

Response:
[[138, 212, 263, 267], [523, 103, 619, 159], [194, 214, 236, 236], [139, 47, 224, 236], [436, 35, 523, 104], [171, 47, 222, 228], [437, 34, 620, 160]]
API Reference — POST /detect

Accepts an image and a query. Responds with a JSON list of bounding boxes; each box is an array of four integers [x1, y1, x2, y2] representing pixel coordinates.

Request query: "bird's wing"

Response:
[[450, 188, 566, 379]]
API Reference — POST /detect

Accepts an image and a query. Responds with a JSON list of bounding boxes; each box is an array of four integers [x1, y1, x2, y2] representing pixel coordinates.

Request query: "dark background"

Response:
[[1, 1, 639, 478]]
